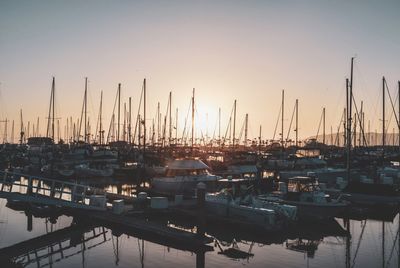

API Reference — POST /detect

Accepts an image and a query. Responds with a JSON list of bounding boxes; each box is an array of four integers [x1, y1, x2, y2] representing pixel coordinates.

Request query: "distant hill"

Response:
[[306, 132, 399, 147]]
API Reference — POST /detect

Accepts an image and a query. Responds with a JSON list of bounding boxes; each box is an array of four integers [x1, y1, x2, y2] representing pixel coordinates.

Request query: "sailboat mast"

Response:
[[175, 107, 178, 145], [382, 77, 386, 159], [281, 90, 284, 147], [191, 88, 195, 151], [346, 78, 351, 181], [11, 120, 14, 144], [244, 113, 248, 146], [99, 91, 103, 145], [46, 77, 54, 139], [218, 107, 221, 147], [117, 83, 121, 142], [36, 117, 39, 138], [84, 77, 88, 143], [128, 97, 132, 144], [19, 109, 24, 144], [259, 125, 262, 153], [322, 107, 326, 145], [143, 79, 146, 163], [232, 99, 237, 149], [169, 91, 172, 146], [52, 77, 55, 141], [295, 99, 298, 147]]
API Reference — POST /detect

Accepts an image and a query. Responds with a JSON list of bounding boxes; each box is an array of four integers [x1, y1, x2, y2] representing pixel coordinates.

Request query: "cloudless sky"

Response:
[[0, 0, 399, 142]]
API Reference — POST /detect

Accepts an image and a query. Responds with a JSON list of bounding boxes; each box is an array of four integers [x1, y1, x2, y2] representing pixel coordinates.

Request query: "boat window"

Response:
[[288, 181, 315, 192], [166, 169, 208, 177]]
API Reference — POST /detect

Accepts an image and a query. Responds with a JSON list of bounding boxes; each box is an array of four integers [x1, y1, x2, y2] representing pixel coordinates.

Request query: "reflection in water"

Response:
[[0, 199, 399, 267], [13, 225, 108, 267]]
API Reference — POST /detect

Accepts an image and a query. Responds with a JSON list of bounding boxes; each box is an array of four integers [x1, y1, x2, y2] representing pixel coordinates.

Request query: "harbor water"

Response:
[[0, 188, 398, 268]]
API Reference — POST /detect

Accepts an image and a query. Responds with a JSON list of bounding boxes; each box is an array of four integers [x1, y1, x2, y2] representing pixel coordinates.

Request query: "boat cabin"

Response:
[[286, 176, 330, 203], [287, 176, 320, 193], [164, 159, 210, 177]]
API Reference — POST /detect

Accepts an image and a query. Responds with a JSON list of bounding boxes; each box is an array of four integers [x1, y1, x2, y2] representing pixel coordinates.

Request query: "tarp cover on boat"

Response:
[[167, 159, 210, 170]]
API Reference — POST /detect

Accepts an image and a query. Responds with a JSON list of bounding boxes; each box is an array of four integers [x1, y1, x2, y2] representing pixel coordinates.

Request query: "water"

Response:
[[0, 195, 398, 268]]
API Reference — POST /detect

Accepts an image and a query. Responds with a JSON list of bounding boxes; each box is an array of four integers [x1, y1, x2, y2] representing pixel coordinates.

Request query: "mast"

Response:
[[322, 107, 326, 144], [19, 109, 24, 144], [169, 91, 172, 146], [99, 91, 103, 145], [382, 77, 385, 159], [27, 121, 30, 140], [295, 99, 298, 147], [232, 99, 237, 149], [259, 125, 262, 153], [281, 90, 284, 147], [346, 78, 351, 182], [360, 101, 363, 147], [123, 103, 127, 142], [117, 83, 121, 142], [143, 79, 146, 163], [157, 102, 160, 144], [11, 120, 14, 144], [36, 117, 39, 137], [84, 77, 88, 143], [218, 107, 221, 147], [3, 118, 7, 143], [244, 113, 248, 146], [343, 108, 347, 147], [52, 77, 55, 141], [191, 88, 195, 152], [128, 97, 132, 144], [175, 108, 178, 145]]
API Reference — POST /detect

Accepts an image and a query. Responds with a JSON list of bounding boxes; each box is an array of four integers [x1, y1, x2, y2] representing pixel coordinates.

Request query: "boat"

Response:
[[150, 158, 221, 196], [74, 163, 114, 177], [259, 176, 348, 221], [341, 177, 400, 206], [205, 190, 284, 231]]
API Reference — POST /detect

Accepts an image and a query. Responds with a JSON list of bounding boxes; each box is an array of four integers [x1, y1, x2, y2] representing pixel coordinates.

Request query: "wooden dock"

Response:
[[67, 208, 214, 253]]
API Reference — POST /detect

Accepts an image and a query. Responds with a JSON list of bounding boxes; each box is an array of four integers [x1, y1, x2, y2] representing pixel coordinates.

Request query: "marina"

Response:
[[1, 1, 400, 267]]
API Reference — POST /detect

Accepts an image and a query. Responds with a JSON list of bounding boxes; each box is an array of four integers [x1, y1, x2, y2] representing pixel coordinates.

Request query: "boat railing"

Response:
[[0, 170, 106, 208]]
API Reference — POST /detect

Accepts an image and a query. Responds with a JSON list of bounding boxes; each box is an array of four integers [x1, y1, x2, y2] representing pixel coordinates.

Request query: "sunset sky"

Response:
[[0, 1, 399, 143]]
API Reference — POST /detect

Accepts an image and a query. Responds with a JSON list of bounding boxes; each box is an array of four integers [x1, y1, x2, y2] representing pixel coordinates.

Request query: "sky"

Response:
[[0, 0, 399, 143]]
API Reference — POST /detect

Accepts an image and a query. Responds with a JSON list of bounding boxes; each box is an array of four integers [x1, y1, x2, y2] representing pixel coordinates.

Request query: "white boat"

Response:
[[260, 176, 348, 221], [205, 190, 283, 231], [150, 158, 221, 196], [279, 167, 347, 185]]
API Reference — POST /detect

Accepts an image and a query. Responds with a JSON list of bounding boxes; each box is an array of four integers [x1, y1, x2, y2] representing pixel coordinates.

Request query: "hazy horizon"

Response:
[[1, 1, 399, 143]]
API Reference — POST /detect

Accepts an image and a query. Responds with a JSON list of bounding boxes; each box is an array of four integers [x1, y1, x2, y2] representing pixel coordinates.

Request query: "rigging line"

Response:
[[181, 98, 191, 143], [351, 95, 368, 146], [133, 84, 144, 145], [370, 81, 383, 132], [238, 117, 245, 142], [385, 79, 399, 129], [351, 220, 367, 268], [212, 115, 218, 141], [286, 101, 296, 141], [106, 89, 119, 143], [272, 104, 282, 141], [315, 109, 323, 140], [194, 106, 206, 146], [223, 104, 235, 143], [385, 224, 399, 268], [162, 94, 170, 146], [334, 111, 345, 146]]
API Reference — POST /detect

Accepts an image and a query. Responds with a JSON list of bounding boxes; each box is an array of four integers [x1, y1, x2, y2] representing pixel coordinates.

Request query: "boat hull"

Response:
[[151, 176, 219, 196], [282, 201, 347, 220]]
